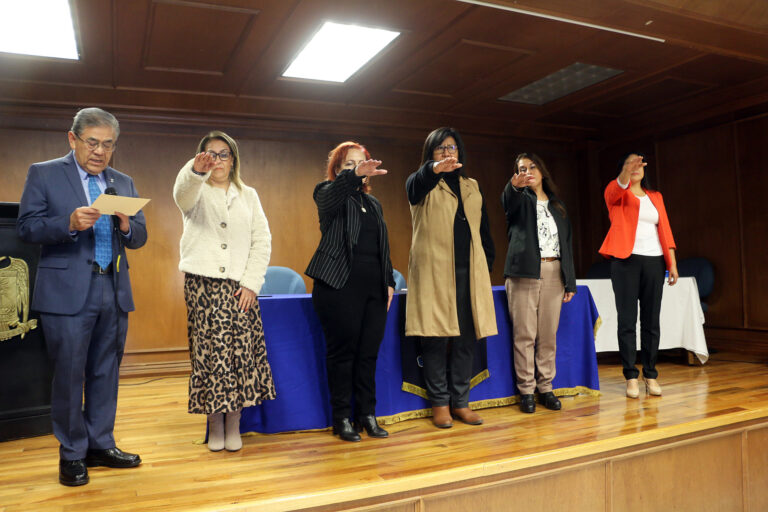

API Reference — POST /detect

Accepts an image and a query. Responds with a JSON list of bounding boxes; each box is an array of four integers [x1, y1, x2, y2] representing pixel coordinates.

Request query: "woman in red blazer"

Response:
[[599, 154, 678, 399]]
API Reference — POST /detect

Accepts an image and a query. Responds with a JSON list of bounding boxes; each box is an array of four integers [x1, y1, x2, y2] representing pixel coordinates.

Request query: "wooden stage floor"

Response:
[[2, 360, 768, 512]]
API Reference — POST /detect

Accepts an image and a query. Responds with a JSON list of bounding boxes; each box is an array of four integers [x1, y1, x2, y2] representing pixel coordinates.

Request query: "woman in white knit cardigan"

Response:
[[173, 131, 275, 452]]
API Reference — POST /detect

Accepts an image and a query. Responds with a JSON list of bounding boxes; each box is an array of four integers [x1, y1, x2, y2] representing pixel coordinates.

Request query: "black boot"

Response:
[[519, 394, 536, 413], [355, 415, 389, 438], [332, 418, 361, 442]]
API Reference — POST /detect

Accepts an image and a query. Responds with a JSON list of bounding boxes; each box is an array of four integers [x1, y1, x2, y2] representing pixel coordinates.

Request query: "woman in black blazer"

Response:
[[305, 141, 395, 442], [502, 153, 576, 414]]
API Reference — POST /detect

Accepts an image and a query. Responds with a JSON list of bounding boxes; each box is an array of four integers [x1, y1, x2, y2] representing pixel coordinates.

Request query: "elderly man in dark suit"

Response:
[[17, 107, 147, 486]]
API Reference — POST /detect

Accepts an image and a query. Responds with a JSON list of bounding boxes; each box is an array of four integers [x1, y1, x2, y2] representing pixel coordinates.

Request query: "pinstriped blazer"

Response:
[[305, 169, 395, 293]]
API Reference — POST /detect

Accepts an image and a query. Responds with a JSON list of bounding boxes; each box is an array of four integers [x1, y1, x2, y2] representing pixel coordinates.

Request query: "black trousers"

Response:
[[610, 254, 665, 380], [312, 258, 387, 421], [421, 266, 476, 408]]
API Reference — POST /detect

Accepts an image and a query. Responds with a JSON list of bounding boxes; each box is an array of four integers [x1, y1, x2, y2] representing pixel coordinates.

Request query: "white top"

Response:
[[173, 158, 271, 293], [536, 200, 560, 258], [617, 178, 663, 256]]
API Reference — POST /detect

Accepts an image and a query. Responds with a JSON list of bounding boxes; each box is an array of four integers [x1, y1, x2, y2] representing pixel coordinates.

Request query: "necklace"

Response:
[[350, 194, 367, 213]]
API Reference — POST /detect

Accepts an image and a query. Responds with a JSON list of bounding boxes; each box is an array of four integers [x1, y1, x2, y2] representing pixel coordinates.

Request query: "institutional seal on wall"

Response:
[[0, 256, 37, 341]]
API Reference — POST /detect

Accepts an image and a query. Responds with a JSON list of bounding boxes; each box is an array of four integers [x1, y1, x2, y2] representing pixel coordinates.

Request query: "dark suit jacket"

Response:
[[305, 169, 395, 293], [501, 181, 576, 293], [17, 152, 148, 314]]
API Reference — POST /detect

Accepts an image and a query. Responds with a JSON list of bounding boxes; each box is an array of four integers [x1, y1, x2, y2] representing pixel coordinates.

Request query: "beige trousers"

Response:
[[505, 260, 565, 395]]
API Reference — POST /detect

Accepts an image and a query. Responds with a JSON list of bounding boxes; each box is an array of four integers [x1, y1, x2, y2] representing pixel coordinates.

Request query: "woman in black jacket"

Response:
[[305, 141, 395, 442], [502, 153, 576, 414]]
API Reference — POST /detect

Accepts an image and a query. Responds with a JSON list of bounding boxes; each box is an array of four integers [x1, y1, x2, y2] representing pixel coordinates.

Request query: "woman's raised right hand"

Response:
[[354, 159, 388, 177], [433, 157, 463, 174], [510, 171, 534, 188], [192, 152, 216, 174]]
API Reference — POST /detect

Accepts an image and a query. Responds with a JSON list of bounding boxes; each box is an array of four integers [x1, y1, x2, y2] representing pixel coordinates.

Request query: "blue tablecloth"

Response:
[[240, 285, 600, 434]]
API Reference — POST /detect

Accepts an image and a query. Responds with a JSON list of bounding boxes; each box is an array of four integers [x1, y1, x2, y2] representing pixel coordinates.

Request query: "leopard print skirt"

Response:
[[184, 274, 276, 414]]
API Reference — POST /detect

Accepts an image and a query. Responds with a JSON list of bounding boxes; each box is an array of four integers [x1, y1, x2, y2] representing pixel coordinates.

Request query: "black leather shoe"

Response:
[[85, 447, 141, 468], [355, 415, 389, 438], [539, 391, 562, 411], [59, 459, 89, 486], [519, 394, 536, 413], [332, 418, 361, 442]]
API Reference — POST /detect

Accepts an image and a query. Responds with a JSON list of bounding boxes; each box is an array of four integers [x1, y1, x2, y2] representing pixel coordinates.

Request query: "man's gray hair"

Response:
[[70, 107, 120, 139]]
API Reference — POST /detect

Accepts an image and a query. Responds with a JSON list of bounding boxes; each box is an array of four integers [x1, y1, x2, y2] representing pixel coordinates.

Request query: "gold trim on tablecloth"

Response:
[[376, 386, 601, 425]]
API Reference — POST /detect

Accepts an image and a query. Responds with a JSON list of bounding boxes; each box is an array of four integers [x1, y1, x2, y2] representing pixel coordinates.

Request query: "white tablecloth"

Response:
[[577, 277, 708, 363]]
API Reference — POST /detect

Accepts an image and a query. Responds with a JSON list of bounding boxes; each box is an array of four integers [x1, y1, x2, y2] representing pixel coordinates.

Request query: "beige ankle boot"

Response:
[[645, 378, 662, 396], [626, 379, 640, 399], [207, 413, 224, 452], [225, 409, 242, 452]]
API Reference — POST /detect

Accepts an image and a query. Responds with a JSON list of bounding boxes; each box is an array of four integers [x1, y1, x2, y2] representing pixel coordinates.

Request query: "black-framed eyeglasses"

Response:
[[435, 144, 458, 153], [75, 133, 116, 152], [206, 150, 232, 161]]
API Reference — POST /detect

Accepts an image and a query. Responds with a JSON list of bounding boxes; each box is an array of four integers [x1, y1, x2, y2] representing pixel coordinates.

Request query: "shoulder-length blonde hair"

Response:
[[197, 130, 243, 190]]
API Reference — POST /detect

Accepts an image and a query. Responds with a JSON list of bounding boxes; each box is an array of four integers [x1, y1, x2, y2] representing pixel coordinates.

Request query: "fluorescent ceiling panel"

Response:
[[499, 62, 623, 105], [0, 0, 78, 60], [283, 21, 399, 82]]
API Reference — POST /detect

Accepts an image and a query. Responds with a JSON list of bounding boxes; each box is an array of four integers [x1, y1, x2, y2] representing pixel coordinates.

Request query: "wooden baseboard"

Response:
[[119, 360, 190, 378], [705, 327, 768, 362]]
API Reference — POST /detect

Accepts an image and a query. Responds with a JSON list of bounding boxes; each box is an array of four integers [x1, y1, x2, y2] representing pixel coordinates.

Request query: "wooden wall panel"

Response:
[[422, 464, 607, 512], [655, 125, 743, 329], [736, 116, 768, 330], [746, 426, 768, 511], [109, 133, 199, 361], [611, 434, 743, 511], [2, 120, 578, 368], [0, 130, 72, 199]]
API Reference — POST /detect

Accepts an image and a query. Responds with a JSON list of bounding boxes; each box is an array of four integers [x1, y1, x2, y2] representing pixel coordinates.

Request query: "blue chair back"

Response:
[[392, 269, 407, 291], [586, 260, 612, 279], [260, 266, 307, 295], [677, 257, 714, 300]]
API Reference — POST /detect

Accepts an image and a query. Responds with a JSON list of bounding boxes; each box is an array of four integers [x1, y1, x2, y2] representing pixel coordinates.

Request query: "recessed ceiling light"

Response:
[[499, 62, 623, 105], [0, 0, 78, 60], [283, 21, 399, 83]]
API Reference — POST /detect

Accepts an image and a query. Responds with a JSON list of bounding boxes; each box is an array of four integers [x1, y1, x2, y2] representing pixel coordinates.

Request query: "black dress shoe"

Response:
[[85, 447, 141, 468], [332, 418, 361, 442], [59, 459, 89, 486], [355, 415, 389, 438], [539, 391, 562, 411], [519, 394, 536, 413]]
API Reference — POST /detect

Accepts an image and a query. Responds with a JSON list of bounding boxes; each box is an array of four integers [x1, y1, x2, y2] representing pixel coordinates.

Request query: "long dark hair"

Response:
[[620, 152, 653, 191], [421, 127, 466, 176], [515, 152, 567, 218]]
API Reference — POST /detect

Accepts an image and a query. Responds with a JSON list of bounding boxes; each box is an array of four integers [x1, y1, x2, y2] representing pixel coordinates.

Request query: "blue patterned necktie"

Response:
[[88, 174, 112, 269]]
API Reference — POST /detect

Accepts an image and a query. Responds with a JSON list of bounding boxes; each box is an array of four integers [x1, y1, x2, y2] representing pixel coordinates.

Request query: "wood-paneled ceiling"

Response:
[[0, 0, 766, 143]]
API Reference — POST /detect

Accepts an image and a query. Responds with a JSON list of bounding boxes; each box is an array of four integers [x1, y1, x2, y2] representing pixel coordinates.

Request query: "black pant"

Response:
[[610, 255, 665, 380], [421, 266, 476, 408], [312, 258, 387, 421]]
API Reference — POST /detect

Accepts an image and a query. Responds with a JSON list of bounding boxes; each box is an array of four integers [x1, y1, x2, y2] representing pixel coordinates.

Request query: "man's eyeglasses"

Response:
[[435, 144, 458, 153], [206, 150, 231, 161], [75, 133, 116, 152]]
